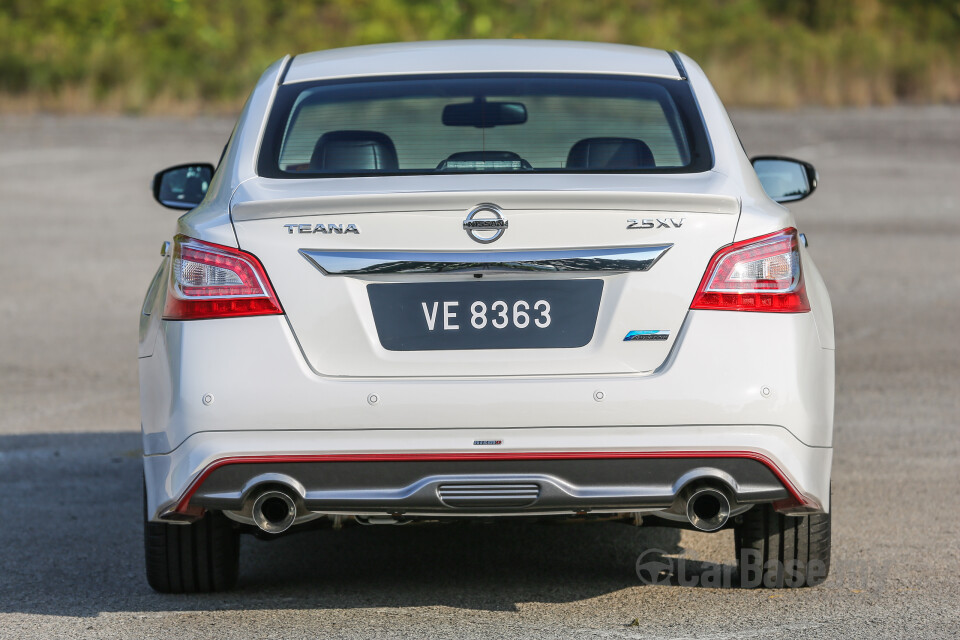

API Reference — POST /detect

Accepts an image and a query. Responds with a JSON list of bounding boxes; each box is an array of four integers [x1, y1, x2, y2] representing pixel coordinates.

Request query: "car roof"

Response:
[[283, 40, 681, 84]]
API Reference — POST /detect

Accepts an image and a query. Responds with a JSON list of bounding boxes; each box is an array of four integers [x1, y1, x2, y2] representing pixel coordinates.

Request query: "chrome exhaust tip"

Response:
[[684, 486, 731, 532], [251, 489, 297, 534]]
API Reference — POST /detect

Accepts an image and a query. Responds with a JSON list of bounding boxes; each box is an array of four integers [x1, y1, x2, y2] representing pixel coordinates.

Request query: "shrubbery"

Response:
[[1, 0, 958, 112]]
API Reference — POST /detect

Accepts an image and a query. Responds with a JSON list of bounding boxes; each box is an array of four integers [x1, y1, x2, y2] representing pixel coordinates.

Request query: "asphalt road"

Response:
[[1, 107, 959, 639]]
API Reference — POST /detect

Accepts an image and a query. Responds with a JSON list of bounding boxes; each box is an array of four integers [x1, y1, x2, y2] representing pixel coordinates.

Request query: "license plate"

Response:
[[367, 280, 603, 351]]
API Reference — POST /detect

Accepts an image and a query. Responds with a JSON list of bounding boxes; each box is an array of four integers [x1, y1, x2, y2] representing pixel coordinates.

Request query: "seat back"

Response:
[[310, 130, 399, 172], [566, 137, 655, 170]]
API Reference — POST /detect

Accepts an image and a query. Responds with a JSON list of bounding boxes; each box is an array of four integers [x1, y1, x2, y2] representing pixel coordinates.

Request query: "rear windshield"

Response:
[[258, 74, 712, 178]]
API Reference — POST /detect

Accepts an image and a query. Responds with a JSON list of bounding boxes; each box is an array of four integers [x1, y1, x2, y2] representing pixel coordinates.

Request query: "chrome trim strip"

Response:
[[299, 245, 672, 275]]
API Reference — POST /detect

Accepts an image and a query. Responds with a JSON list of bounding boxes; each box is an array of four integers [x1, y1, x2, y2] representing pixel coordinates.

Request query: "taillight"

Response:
[[162, 235, 283, 320], [690, 228, 809, 312]]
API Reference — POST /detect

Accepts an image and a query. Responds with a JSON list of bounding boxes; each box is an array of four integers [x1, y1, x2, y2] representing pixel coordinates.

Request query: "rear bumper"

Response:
[[140, 308, 834, 523], [144, 426, 831, 522], [140, 311, 835, 454]]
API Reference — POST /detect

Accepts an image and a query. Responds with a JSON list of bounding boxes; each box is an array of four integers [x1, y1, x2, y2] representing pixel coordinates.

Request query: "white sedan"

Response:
[[140, 40, 834, 592]]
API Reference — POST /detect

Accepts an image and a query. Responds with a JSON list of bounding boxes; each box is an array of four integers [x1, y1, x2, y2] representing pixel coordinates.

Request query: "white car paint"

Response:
[[140, 40, 834, 528]]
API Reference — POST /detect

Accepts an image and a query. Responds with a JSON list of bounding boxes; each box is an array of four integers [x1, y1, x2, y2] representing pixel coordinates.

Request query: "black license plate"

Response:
[[367, 280, 603, 351]]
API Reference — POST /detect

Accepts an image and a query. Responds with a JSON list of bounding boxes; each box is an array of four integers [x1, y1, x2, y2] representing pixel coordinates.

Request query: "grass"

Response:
[[1, 0, 958, 113]]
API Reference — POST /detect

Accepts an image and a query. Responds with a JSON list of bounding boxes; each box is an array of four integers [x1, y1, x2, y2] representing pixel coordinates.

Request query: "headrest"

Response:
[[566, 137, 655, 170], [310, 130, 399, 172]]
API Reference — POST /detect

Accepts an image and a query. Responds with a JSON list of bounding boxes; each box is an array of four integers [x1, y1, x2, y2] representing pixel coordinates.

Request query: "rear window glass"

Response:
[[258, 74, 712, 178]]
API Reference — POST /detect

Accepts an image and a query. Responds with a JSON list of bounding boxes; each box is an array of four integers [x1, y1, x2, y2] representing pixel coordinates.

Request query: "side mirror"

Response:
[[152, 163, 214, 210], [751, 156, 818, 203]]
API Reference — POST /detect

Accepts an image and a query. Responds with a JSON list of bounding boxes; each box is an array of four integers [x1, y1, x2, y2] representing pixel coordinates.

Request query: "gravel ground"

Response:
[[0, 107, 958, 639]]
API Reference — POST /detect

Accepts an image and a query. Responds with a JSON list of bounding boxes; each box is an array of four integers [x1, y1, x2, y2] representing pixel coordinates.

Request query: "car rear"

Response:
[[139, 42, 834, 592]]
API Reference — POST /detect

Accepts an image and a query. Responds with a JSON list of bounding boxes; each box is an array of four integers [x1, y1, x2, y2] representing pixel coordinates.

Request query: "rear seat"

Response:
[[309, 130, 399, 172], [566, 137, 656, 169]]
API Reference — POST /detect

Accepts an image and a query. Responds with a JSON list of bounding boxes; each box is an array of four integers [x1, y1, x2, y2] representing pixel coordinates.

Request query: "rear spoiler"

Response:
[[232, 186, 739, 221]]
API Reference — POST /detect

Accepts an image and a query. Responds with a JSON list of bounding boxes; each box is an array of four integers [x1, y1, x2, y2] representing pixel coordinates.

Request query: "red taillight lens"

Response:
[[690, 228, 810, 312], [163, 235, 283, 320]]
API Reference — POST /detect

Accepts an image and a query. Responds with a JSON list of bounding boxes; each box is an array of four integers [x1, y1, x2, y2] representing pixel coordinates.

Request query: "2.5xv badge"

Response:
[[627, 218, 685, 229]]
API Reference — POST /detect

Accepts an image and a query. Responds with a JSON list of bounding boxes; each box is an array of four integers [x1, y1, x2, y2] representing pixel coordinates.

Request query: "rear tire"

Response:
[[143, 489, 240, 593], [734, 504, 831, 588]]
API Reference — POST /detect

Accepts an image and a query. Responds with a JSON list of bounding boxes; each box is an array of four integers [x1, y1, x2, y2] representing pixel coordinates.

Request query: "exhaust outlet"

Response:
[[251, 489, 297, 534], [683, 486, 731, 532]]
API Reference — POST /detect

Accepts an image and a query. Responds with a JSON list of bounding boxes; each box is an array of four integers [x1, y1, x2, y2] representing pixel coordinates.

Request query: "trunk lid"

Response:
[[231, 174, 739, 378]]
